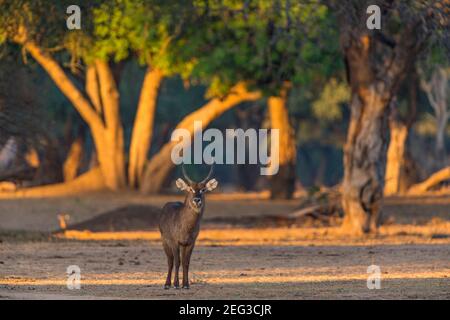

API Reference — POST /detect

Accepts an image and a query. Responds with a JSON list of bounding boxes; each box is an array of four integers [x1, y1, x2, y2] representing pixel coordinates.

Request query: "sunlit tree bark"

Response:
[[408, 166, 450, 194], [128, 67, 164, 188], [268, 91, 296, 199], [18, 38, 126, 190], [94, 60, 126, 189], [384, 76, 418, 196], [384, 120, 408, 196]]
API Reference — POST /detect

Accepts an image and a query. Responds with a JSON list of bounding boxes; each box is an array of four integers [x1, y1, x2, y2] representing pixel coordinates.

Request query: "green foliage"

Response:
[[0, 0, 344, 98], [88, 0, 196, 75], [312, 78, 350, 122], [0, 0, 194, 74], [0, 0, 88, 47], [171, 0, 341, 97]]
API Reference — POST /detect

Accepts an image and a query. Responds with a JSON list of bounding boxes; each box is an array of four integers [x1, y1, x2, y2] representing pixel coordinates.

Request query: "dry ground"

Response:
[[0, 192, 449, 299]]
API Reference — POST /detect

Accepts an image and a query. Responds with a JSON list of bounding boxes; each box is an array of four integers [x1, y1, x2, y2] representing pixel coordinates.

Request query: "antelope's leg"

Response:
[[173, 245, 181, 288], [181, 244, 195, 289], [162, 240, 173, 289]]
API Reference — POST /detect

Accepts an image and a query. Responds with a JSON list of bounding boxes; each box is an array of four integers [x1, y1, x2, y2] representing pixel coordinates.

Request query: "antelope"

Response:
[[159, 165, 218, 289]]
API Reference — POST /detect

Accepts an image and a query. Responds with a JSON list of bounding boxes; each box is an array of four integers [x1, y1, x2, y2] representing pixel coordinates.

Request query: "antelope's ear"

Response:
[[205, 178, 218, 192], [176, 178, 189, 191]]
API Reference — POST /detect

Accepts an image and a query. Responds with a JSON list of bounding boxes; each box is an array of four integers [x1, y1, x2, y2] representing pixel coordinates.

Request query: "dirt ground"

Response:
[[0, 192, 449, 299]]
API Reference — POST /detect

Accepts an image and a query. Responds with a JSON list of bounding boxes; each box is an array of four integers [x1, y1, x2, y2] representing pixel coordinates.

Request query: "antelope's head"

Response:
[[175, 165, 218, 212]]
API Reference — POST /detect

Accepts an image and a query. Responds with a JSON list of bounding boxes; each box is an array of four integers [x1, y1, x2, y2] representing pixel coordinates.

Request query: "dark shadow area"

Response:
[[383, 196, 450, 223], [61, 204, 339, 232], [65, 205, 162, 232], [55, 194, 450, 233]]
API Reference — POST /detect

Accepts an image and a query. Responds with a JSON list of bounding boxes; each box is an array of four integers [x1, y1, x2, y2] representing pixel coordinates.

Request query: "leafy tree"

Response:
[[0, 0, 263, 192], [91, 0, 198, 188], [162, 0, 339, 199], [1, 0, 129, 189]]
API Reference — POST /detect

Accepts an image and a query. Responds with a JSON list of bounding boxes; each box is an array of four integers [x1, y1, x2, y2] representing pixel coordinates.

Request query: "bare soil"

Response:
[[0, 192, 449, 299]]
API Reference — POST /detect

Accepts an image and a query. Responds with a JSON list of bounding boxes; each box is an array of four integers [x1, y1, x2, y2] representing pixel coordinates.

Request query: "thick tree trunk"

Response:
[[341, 88, 389, 234], [339, 26, 422, 234], [140, 83, 261, 194], [268, 94, 296, 199], [341, 41, 390, 234], [328, 0, 438, 232], [128, 67, 163, 188]]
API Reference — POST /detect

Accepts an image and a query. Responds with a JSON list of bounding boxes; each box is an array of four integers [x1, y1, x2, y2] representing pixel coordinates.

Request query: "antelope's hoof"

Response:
[[164, 285, 170, 290], [174, 285, 180, 289], [182, 285, 190, 290]]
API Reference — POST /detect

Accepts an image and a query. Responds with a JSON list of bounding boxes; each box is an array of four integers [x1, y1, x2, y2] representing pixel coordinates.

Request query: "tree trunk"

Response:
[[325, 3, 434, 233], [21, 40, 126, 190], [341, 42, 392, 234], [140, 83, 261, 194], [268, 93, 296, 199], [384, 120, 408, 196], [341, 87, 389, 234], [384, 73, 419, 196], [128, 67, 163, 188], [93, 60, 126, 190], [339, 27, 422, 234]]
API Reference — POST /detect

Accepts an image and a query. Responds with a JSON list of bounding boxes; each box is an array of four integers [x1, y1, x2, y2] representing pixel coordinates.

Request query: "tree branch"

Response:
[[94, 60, 120, 130], [22, 41, 104, 130], [85, 64, 103, 116]]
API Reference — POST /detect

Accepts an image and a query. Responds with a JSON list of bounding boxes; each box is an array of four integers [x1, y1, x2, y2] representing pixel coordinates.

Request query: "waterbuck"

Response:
[[159, 165, 218, 289]]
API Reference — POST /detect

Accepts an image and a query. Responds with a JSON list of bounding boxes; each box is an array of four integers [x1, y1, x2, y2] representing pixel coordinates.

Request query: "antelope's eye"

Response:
[[200, 188, 206, 194]]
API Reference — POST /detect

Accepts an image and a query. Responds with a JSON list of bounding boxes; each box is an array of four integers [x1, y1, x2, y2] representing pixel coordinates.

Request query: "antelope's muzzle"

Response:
[[192, 197, 202, 208]]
